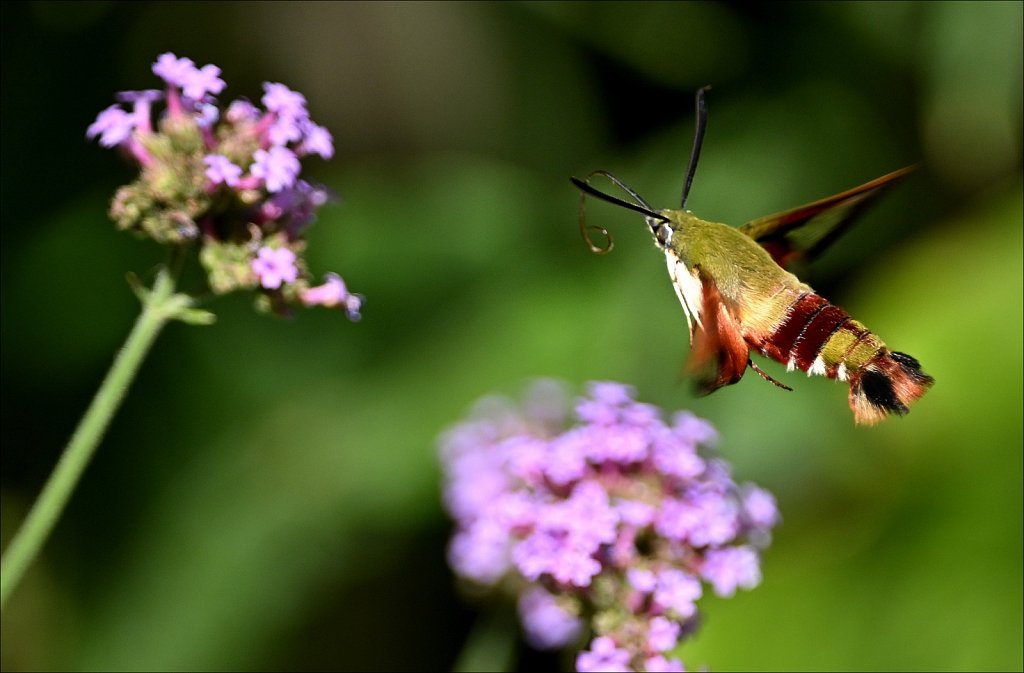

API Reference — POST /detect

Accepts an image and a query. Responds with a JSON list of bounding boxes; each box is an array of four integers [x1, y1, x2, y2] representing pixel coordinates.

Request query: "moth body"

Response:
[[646, 207, 932, 425]]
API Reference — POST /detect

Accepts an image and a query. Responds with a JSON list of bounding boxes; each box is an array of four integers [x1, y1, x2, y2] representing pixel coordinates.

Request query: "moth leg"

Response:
[[748, 359, 793, 391]]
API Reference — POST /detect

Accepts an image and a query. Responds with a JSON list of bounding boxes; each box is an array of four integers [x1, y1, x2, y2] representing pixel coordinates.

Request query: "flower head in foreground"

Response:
[[87, 52, 361, 317], [439, 381, 780, 672]]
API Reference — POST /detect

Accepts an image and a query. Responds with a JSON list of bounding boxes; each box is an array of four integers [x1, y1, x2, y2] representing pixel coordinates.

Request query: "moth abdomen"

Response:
[[758, 292, 863, 376], [848, 349, 934, 425], [752, 290, 933, 424]]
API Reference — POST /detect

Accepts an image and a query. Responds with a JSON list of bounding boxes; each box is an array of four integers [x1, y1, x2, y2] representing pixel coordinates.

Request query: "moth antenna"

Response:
[[748, 359, 793, 391], [570, 171, 667, 254], [680, 86, 711, 210]]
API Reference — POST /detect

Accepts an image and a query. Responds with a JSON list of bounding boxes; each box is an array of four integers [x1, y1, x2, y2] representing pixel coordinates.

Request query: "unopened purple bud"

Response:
[[300, 273, 363, 320], [300, 272, 348, 306], [342, 294, 363, 321], [261, 180, 333, 233], [195, 102, 220, 129]]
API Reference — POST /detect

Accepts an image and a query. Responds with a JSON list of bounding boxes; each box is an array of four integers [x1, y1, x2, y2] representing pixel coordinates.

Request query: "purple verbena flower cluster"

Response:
[[87, 53, 361, 318], [439, 380, 779, 672]]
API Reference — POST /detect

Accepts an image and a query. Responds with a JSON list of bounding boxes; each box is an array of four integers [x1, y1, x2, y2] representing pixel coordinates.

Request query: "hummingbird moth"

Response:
[[572, 88, 933, 425]]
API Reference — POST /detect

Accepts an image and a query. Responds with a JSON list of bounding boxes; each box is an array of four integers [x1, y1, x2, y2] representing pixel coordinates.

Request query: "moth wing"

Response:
[[738, 166, 914, 269], [686, 268, 750, 395]]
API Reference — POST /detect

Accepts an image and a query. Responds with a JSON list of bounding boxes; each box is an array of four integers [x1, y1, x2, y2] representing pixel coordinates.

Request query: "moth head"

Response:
[[571, 86, 709, 254], [652, 218, 675, 248]]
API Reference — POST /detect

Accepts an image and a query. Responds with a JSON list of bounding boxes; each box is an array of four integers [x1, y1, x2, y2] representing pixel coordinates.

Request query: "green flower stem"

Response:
[[0, 266, 206, 609], [451, 608, 517, 673]]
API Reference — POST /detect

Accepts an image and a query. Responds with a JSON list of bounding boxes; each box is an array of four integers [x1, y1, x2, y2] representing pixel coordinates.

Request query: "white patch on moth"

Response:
[[665, 251, 704, 337], [786, 356, 797, 372], [809, 355, 827, 377], [836, 363, 848, 382]]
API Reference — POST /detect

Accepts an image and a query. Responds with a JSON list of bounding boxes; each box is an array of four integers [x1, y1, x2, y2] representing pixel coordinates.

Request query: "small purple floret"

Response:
[[204, 154, 242, 187], [251, 146, 300, 193], [701, 545, 762, 597], [262, 82, 308, 119], [251, 246, 298, 289], [182, 63, 226, 100], [519, 587, 583, 650], [576, 636, 632, 673], [86, 105, 136, 147]]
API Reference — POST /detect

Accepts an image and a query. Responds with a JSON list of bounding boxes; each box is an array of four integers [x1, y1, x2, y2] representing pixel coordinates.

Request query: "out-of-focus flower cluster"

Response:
[[439, 381, 779, 672], [87, 52, 361, 318]]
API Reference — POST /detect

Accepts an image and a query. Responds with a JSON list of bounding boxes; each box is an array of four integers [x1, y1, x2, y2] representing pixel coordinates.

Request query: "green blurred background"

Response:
[[2, 2, 1021, 671]]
